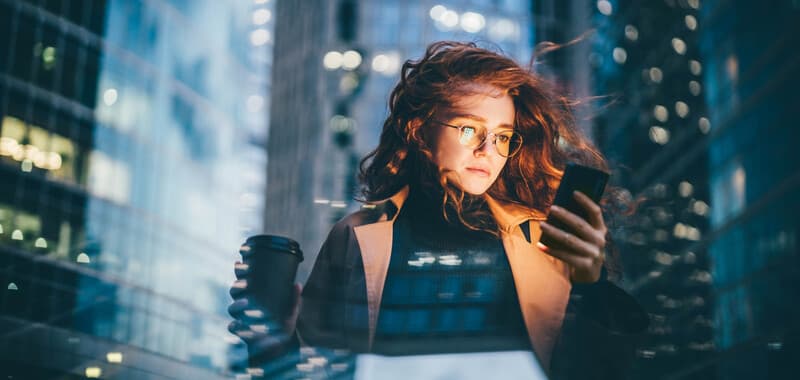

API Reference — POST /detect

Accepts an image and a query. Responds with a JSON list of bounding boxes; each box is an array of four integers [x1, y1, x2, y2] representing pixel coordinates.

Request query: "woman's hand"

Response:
[[227, 261, 303, 357], [538, 191, 607, 283]]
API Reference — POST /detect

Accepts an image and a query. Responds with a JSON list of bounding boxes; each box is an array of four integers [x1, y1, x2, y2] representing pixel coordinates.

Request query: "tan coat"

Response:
[[298, 186, 573, 370]]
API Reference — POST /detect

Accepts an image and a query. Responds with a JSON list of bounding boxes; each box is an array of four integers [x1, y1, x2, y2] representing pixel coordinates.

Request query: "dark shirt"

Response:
[[372, 187, 531, 355]]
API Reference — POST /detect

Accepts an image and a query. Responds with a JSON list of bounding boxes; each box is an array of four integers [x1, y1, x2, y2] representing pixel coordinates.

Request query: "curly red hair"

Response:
[[359, 41, 608, 236]]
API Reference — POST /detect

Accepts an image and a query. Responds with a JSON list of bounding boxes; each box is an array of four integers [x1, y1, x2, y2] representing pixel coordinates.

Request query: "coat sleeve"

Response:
[[295, 217, 361, 350], [549, 280, 650, 380]]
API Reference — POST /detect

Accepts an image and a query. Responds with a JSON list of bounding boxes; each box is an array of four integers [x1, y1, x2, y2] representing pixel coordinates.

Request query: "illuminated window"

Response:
[[88, 151, 132, 204], [48, 133, 77, 183]]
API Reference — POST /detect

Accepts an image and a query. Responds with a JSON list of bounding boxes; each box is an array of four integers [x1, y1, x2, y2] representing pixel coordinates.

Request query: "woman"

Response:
[[230, 41, 647, 377]]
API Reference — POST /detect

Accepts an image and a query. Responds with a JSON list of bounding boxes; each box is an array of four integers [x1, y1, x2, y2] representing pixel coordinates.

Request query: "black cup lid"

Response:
[[241, 234, 304, 261]]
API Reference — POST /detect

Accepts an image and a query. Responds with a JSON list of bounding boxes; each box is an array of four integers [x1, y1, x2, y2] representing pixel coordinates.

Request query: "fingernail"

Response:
[[551, 205, 561, 212]]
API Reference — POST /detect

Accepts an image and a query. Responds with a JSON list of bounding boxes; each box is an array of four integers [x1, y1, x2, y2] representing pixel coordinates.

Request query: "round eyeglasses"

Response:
[[434, 121, 524, 158]]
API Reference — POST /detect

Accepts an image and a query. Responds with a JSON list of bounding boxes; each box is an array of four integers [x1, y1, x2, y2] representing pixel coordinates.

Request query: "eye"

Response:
[[496, 134, 511, 143], [460, 125, 477, 138]]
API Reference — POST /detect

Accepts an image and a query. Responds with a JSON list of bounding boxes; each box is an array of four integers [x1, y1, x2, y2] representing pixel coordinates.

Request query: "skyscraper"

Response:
[[1, 0, 274, 377], [534, 0, 716, 377], [701, 0, 799, 378]]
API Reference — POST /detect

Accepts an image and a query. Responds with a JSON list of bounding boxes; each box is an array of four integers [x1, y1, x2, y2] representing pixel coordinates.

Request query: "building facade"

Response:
[[0, 0, 274, 378]]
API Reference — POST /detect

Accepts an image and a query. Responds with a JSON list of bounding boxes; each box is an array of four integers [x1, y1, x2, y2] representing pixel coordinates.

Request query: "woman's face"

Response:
[[429, 87, 515, 195]]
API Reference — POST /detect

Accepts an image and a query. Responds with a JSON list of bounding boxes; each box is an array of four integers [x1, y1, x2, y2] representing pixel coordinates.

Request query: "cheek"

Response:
[[431, 137, 462, 169], [492, 157, 509, 174]]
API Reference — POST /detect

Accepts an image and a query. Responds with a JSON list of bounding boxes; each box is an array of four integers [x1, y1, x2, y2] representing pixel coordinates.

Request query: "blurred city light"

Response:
[[376, 52, 401, 75], [649, 67, 663, 83], [460, 12, 486, 33], [429, 5, 446, 20], [689, 80, 702, 96], [76, 252, 91, 264], [679, 181, 694, 197], [649, 126, 670, 145], [597, 0, 613, 16], [625, 25, 639, 41], [341, 50, 362, 70], [103, 88, 118, 106], [653, 105, 669, 122], [698, 117, 711, 133], [693, 200, 710, 216], [324, 51, 344, 70], [613, 47, 627, 64], [488, 18, 518, 41], [252, 9, 271, 25], [675, 101, 690, 118], [250, 29, 271, 46], [85, 367, 102, 378], [106, 352, 123, 363], [671, 37, 687, 55], [42, 46, 56, 69], [439, 10, 459, 29], [339, 73, 359, 93], [689, 59, 702, 75], [685, 15, 698, 31]]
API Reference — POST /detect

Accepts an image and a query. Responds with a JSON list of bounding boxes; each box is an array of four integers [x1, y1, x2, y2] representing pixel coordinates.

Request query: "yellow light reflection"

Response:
[[85, 367, 102, 378], [106, 352, 123, 363]]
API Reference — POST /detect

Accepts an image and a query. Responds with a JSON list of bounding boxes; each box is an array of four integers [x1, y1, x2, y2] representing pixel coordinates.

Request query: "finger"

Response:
[[539, 243, 593, 269], [572, 191, 605, 229], [234, 261, 250, 279], [547, 205, 603, 244], [228, 319, 246, 336], [228, 298, 249, 318], [229, 279, 248, 299], [540, 222, 602, 258]]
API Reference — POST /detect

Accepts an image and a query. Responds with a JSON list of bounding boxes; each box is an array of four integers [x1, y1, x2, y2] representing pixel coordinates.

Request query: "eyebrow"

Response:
[[449, 113, 515, 130]]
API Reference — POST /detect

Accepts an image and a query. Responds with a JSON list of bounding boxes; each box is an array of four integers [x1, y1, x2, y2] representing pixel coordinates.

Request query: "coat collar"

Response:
[[380, 185, 545, 234]]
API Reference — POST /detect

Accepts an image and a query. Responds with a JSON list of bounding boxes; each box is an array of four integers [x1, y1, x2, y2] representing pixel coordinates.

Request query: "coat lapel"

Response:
[[353, 186, 408, 350], [500, 220, 572, 370]]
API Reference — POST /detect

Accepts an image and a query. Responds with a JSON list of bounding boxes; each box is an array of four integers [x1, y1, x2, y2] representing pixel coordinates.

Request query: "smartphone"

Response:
[[539, 163, 610, 250]]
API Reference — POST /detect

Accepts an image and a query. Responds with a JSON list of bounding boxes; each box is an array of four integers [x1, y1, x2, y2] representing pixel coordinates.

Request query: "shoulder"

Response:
[[323, 202, 394, 240], [333, 202, 394, 230]]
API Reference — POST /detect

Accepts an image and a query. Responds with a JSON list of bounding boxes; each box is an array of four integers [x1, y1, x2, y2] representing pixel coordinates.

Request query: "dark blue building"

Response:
[[702, 0, 800, 378]]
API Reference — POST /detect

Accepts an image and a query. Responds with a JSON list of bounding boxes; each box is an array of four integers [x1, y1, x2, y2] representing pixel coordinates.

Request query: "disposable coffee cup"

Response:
[[239, 235, 304, 324]]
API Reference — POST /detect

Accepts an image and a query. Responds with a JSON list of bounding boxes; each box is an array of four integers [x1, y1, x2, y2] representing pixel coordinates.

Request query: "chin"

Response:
[[458, 181, 493, 195], [447, 172, 493, 195]]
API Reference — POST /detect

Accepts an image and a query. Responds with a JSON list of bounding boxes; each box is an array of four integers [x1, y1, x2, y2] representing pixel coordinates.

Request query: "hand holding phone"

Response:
[[539, 163, 609, 255]]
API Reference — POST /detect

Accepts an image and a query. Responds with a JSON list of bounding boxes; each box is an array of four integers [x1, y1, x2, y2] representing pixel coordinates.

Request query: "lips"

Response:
[[466, 167, 490, 177]]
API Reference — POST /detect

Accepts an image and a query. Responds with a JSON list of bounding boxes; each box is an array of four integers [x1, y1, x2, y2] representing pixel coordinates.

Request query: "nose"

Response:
[[473, 136, 496, 157]]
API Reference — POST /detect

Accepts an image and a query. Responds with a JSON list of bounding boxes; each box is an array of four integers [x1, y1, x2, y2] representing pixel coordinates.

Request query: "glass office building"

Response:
[[702, 0, 799, 378], [0, 0, 274, 378], [538, 0, 716, 377]]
